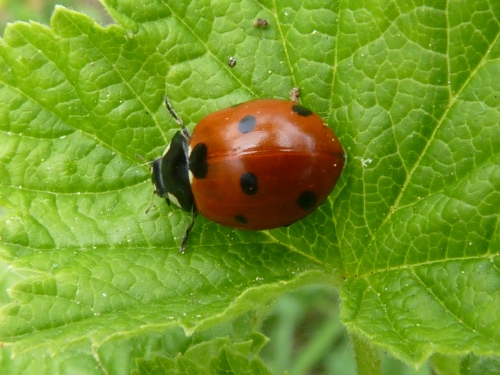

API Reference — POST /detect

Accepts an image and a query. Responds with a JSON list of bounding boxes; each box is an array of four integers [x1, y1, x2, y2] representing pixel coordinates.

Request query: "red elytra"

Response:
[[189, 99, 344, 228], [151, 98, 345, 252]]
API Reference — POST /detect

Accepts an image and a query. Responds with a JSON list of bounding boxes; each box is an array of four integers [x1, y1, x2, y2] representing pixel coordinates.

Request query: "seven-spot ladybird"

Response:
[[151, 97, 345, 252]]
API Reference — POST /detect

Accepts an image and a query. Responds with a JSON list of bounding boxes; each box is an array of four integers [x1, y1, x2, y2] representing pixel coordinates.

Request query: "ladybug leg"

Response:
[[144, 190, 156, 214], [164, 95, 190, 140], [180, 209, 198, 253]]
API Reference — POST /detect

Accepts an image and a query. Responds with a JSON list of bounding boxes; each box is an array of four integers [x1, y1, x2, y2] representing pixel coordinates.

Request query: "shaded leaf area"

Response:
[[0, 0, 499, 373], [0, 319, 271, 374]]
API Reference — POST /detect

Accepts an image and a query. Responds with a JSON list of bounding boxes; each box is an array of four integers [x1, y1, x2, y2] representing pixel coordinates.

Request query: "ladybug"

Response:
[[151, 97, 345, 252]]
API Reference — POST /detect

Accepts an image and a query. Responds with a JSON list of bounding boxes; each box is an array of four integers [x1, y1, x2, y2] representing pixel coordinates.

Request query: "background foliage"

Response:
[[0, 0, 499, 374]]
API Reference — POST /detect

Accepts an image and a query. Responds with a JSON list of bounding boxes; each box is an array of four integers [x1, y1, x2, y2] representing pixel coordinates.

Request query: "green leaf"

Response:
[[0, 0, 499, 373], [459, 354, 500, 375], [133, 334, 272, 375]]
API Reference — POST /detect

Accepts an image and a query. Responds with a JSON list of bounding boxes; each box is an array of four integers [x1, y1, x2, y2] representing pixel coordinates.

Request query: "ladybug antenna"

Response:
[[180, 209, 198, 254], [164, 95, 190, 139]]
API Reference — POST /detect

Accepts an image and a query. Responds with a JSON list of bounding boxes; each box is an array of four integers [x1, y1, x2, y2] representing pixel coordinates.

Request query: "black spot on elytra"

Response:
[[292, 104, 313, 117], [297, 191, 317, 210], [189, 143, 208, 178], [238, 115, 256, 133], [240, 172, 258, 195], [235, 215, 248, 224]]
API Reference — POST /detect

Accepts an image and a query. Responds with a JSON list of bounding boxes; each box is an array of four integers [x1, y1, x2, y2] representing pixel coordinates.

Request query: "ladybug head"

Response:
[[150, 131, 194, 212]]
